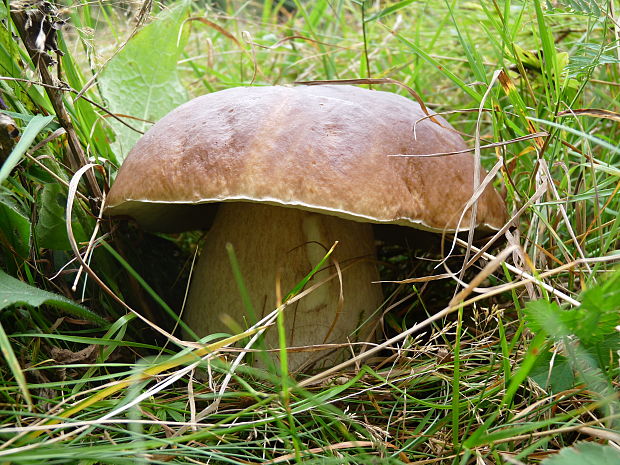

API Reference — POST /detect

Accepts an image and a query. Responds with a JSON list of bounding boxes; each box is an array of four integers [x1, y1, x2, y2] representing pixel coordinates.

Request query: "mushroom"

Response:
[[105, 85, 506, 370]]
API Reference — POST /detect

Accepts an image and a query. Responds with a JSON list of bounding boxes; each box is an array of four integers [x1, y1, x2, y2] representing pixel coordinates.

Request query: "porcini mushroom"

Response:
[[105, 85, 506, 370]]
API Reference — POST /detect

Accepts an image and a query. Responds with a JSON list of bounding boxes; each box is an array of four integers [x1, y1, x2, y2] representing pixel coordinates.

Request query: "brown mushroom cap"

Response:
[[105, 85, 506, 233]]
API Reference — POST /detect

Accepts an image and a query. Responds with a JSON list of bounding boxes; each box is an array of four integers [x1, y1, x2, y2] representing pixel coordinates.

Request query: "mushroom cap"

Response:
[[105, 85, 506, 233]]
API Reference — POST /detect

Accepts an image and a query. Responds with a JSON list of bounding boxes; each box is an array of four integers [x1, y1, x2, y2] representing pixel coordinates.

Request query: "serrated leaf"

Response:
[[98, 2, 190, 162], [541, 442, 620, 465], [0, 193, 30, 259], [525, 269, 620, 345], [35, 183, 88, 250], [524, 300, 571, 337], [0, 270, 108, 326], [580, 269, 620, 308], [548, 0, 604, 16]]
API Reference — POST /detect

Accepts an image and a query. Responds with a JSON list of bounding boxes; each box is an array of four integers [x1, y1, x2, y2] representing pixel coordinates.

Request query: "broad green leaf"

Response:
[[524, 300, 571, 337], [98, 1, 190, 162], [35, 183, 88, 250], [579, 268, 620, 312], [0, 192, 30, 259], [541, 442, 620, 465], [0, 115, 55, 184], [0, 269, 108, 326], [529, 351, 576, 393]]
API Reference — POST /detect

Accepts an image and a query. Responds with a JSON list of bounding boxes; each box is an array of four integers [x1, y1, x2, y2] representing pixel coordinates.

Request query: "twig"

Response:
[[9, 7, 102, 204], [388, 132, 549, 158], [0, 76, 145, 134]]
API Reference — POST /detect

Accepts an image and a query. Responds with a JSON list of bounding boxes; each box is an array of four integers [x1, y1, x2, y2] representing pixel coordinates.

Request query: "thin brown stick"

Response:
[[9, 8, 102, 203], [0, 77, 145, 133], [388, 132, 549, 158]]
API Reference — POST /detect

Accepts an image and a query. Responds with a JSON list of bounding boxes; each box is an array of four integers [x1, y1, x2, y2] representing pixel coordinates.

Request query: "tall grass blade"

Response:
[[0, 115, 53, 184]]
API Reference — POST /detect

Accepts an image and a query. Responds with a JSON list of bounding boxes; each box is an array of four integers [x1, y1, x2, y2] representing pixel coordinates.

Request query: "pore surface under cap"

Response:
[[105, 85, 506, 232]]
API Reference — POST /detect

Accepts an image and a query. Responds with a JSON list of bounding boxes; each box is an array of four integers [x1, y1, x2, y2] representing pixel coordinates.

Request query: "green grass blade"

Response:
[[452, 307, 463, 448], [101, 240, 197, 339], [0, 319, 33, 411], [0, 115, 54, 184], [365, 0, 419, 22], [384, 25, 483, 103]]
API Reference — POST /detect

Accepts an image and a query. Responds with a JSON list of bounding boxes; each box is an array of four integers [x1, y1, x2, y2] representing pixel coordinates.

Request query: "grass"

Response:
[[1, 0, 619, 463]]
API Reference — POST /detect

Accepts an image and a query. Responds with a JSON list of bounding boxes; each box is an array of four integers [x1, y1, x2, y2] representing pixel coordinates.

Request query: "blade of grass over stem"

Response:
[[451, 306, 463, 448], [101, 240, 197, 339], [225, 242, 272, 369], [225, 242, 258, 326]]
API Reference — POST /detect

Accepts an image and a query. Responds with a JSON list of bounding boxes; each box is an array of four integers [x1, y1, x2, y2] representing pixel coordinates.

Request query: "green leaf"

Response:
[[541, 442, 620, 465], [524, 271, 620, 413], [35, 183, 88, 250], [547, 0, 604, 16], [0, 115, 55, 184], [514, 43, 542, 70], [525, 270, 620, 345], [580, 269, 620, 311], [502, 331, 547, 407], [0, 269, 108, 326], [528, 117, 620, 155], [529, 350, 576, 393], [533, 0, 560, 99], [98, 1, 190, 162], [54, 33, 115, 164], [0, 192, 30, 259], [524, 300, 572, 337]]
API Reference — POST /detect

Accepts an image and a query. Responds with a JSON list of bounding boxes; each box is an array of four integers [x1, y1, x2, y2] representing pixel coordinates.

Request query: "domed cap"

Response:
[[105, 85, 506, 233]]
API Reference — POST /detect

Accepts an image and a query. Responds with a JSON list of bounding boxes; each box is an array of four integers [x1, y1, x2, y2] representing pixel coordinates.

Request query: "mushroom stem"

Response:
[[185, 203, 384, 370]]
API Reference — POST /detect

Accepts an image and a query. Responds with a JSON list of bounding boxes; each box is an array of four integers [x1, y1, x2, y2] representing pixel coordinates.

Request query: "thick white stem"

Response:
[[185, 203, 384, 370]]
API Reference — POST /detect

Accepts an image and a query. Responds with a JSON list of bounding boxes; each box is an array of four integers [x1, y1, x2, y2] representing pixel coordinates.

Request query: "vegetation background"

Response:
[[0, 0, 619, 463]]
